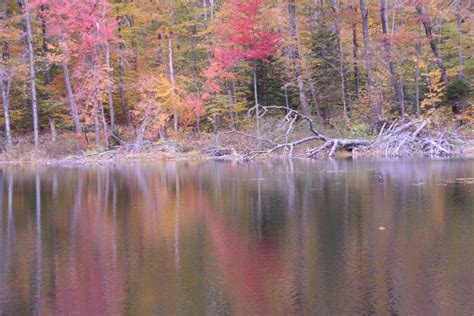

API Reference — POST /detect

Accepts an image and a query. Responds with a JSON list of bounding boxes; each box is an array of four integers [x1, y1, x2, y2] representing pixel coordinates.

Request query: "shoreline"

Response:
[[1, 148, 473, 166]]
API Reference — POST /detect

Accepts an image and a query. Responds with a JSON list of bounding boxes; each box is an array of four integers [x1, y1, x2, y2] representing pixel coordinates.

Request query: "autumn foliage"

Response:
[[0, 0, 471, 149]]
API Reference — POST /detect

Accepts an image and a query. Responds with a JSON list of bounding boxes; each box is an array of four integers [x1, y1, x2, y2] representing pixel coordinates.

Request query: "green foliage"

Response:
[[309, 24, 339, 106], [444, 77, 471, 103]]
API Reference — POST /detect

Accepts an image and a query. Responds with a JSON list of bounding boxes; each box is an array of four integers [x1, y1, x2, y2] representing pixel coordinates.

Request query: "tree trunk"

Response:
[[168, 37, 178, 134], [40, 4, 52, 85], [102, 2, 115, 130], [253, 61, 260, 144], [117, 45, 129, 124], [24, 0, 40, 148], [416, 5, 448, 84], [351, 5, 360, 100], [100, 101, 109, 149], [49, 116, 56, 142], [331, 0, 349, 117], [1, 68, 12, 147], [360, 0, 382, 118], [226, 80, 236, 130], [94, 102, 102, 147], [381, 0, 404, 116], [1, 40, 12, 147], [302, 57, 320, 116], [117, 19, 129, 124], [62, 58, 82, 133], [195, 114, 200, 135], [455, 0, 464, 77], [105, 41, 115, 130], [288, 0, 310, 116], [1, 4, 12, 147], [415, 21, 421, 118]]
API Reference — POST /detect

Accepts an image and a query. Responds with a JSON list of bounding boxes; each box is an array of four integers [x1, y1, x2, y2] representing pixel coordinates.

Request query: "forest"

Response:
[[0, 0, 472, 160]]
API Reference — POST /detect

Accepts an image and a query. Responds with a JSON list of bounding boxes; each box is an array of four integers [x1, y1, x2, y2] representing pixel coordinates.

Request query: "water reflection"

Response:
[[0, 160, 472, 315]]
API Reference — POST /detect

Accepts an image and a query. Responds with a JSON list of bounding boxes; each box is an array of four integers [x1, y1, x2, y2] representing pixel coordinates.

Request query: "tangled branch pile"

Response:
[[213, 106, 468, 160]]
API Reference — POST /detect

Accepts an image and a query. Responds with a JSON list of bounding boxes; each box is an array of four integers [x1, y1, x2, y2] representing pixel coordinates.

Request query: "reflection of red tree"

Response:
[[187, 188, 281, 314], [46, 195, 125, 316]]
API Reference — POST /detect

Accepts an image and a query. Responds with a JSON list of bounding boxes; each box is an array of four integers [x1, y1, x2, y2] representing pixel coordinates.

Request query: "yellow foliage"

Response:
[[131, 73, 179, 132], [421, 69, 445, 111]]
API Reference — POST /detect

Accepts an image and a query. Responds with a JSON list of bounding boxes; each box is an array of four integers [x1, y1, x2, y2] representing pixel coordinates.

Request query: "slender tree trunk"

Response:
[[253, 61, 260, 144], [226, 80, 236, 130], [331, 0, 348, 117], [1, 4, 12, 147], [288, 0, 310, 116], [303, 58, 320, 116], [117, 19, 129, 124], [284, 86, 290, 108], [105, 42, 115, 130], [117, 45, 129, 124], [1, 41, 12, 147], [49, 116, 56, 142], [100, 101, 109, 149], [415, 21, 421, 118], [94, 102, 102, 147], [360, 0, 382, 118], [416, 5, 448, 84], [455, 0, 464, 77], [381, 0, 404, 116], [351, 6, 360, 100], [102, 2, 115, 130], [1, 69, 12, 147], [62, 58, 82, 133], [40, 5, 51, 85], [195, 114, 200, 135], [24, 0, 40, 148], [168, 37, 178, 134]]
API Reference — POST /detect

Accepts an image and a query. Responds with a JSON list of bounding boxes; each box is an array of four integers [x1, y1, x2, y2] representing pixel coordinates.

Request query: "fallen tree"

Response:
[[212, 106, 467, 160]]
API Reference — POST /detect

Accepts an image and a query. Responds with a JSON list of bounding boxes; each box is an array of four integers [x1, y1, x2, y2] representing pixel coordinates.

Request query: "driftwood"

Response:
[[214, 106, 466, 160]]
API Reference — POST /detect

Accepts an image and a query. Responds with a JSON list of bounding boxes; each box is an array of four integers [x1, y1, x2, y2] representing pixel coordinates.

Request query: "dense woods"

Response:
[[0, 0, 472, 154]]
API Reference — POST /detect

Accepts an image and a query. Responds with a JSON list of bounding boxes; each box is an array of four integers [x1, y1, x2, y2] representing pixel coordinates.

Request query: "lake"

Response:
[[0, 159, 473, 315]]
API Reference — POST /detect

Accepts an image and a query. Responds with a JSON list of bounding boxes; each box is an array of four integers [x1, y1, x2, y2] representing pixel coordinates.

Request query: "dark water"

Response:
[[0, 159, 473, 315]]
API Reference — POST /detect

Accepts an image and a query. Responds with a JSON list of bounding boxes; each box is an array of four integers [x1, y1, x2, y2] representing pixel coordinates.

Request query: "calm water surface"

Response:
[[0, 159, 473, 315]]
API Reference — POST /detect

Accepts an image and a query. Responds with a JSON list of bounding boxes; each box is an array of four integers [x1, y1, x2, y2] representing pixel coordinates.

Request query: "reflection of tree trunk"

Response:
[[69, 175, 84, 257], [416, 5, 448, 84], [256, 170, 262, 239], [25, 0, 40, 148], [174, 172, 181, 269], [111, 173, 118, 263], [34, 172, 42, 315], [381, 0, 404, 116], [5, 174, 15, 291], [360, 0, 382, 118]]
